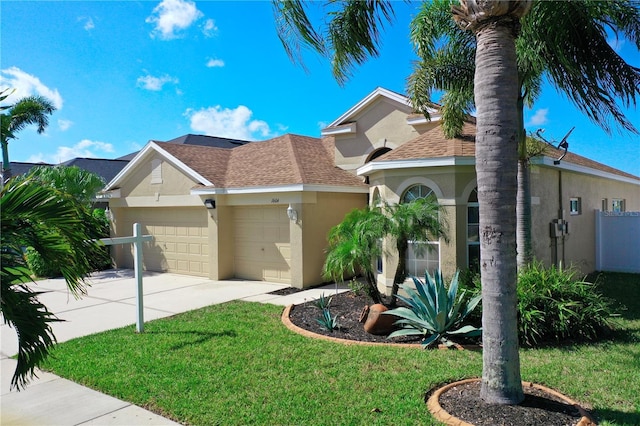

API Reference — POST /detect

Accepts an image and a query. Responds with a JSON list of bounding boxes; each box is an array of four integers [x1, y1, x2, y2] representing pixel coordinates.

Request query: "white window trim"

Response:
[[569, 197, 582, 216]]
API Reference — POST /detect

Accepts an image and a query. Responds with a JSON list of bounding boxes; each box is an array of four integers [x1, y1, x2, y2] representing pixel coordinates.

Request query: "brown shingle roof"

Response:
[[156, 134, 366, 189], [376, 120, 476, 161], [373, 121, 639, 181], [156, 143, 232, 185]]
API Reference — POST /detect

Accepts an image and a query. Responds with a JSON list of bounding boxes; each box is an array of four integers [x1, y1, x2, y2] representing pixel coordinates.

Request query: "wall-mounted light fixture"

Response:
[[204, 198, 216, 209], [287, 204, 298, 222]]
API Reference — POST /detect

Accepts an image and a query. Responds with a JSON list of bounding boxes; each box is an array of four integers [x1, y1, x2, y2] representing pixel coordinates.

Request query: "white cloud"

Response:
[[79, 16, 95, 31], [146, 0, 203, 40], [58, 119, 73, 131], [317, 121, 328, 130], [136, 73, 178, 91], [0, 67, 63, 109], [527, 108, 549, 126], [185, 105, 273, 141], [206, 58, 225, 68], [202, 19, 218, 37], [27, 139, 115, 163]]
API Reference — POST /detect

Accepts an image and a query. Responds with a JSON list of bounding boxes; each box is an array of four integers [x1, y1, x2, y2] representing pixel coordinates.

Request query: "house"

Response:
[[102, 135, 368, 286], [103, 87, 640, 292]]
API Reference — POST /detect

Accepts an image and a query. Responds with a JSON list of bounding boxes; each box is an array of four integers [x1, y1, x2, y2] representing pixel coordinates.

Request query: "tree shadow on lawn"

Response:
[[146, 330, 237, 351], [593, 407, 640, 426]]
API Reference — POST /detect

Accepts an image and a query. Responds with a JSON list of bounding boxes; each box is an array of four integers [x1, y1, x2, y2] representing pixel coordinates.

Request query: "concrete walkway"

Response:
[[1, 269, 348, 425]]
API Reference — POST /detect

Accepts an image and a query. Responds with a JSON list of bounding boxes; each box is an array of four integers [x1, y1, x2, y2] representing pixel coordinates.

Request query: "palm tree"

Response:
[[22, 165, 106, 207], [1, 177, 103, 390], [1, 95, 56, 182], [274, 0, 640, 405], [408, 0, 640, 268], [323, 206, 386, 304], [450, 0, 532, 404], [275, 0, 529, 405], [383, 198, 448, 307]]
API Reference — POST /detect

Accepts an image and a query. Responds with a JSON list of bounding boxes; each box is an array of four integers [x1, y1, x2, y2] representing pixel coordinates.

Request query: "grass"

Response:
[[43, 272, 640, 425]]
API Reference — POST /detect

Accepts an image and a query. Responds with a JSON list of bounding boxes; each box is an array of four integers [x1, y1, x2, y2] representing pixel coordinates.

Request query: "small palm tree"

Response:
[[1, 177, 104, 390], [1, 94, 56, 182], [383, 198, 448, 307], [323, 207, 386, 304]]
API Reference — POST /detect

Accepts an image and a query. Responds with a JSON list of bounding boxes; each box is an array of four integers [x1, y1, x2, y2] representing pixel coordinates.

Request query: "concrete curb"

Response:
[[281, 304, 422, 348], [282, 304, 483, 350], [426, 378, 597, 426]]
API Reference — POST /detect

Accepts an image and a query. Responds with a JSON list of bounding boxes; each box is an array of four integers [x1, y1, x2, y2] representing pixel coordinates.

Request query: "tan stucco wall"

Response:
[[333, 98, 437, 173], [369, 166, 477, 295], [530, 165, 640, 274], [124, 155, 198, 197], [300, 192, 368, 287]]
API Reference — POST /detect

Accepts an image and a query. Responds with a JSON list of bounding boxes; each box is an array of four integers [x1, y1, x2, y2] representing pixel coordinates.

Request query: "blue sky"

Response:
[[2, 0, 639, 176]]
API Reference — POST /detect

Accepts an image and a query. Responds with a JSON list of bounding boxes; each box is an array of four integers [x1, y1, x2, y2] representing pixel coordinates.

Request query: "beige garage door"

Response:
[[233, 206, 291, 284], [123, 207, 209, 277]]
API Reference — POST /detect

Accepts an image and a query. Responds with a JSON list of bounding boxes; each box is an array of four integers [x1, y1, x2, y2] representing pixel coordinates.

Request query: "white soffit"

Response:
[[357, 157, 476, 175], [191, 184, 369, 196], [104, 141, 214, 190], [532, 157, 640, 186]]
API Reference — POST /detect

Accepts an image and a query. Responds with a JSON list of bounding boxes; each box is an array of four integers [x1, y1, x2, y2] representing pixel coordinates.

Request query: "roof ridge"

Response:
[[284, 134, 306, 183]]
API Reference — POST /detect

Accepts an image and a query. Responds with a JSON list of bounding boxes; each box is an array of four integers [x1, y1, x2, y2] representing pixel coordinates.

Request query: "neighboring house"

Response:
[[1, 161, 54, 176], [117, 134, 251, 160], [103, 87, 640, 292]]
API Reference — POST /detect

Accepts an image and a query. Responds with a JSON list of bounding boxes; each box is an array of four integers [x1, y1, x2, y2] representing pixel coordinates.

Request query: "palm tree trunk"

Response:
[[474, 20, 524, 405], [1, 140, 11, 183], [516, 96, 533, 269], [390, 239, 409, 308], [516, 158, 533, 267], [365, 270, 383, 305]]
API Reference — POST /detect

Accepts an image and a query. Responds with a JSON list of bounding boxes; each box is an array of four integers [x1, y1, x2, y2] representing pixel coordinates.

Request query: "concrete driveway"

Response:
[[1, 269, 345, 425]]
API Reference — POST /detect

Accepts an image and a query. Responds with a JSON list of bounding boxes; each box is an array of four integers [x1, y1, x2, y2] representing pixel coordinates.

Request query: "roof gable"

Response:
[[322, 87, 412, 131], [106, 134, 367, 192], [105, 142, 216, 190]]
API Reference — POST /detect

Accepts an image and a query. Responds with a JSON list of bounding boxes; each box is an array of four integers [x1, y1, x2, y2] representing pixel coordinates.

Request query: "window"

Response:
[[151, 159, 163, 184], [401, 184, 440, 276], [612, 199, 626, 213], [569, 197, 581, 215], [467, 188, 480, 272], [601, 198, 608, 212], [401, 184, 436, 204]]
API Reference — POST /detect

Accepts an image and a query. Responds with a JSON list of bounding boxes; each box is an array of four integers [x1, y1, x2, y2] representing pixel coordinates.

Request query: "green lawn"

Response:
[[44, 272, 640, 425]]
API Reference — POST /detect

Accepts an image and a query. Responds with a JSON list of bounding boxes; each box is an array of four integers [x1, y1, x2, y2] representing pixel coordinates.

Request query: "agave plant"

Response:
[[383, 270, 482, 348], [316, 308, 339, 332]]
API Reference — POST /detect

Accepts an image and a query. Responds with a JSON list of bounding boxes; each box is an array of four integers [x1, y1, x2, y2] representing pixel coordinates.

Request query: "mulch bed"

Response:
[[285, 289, 594, 426]]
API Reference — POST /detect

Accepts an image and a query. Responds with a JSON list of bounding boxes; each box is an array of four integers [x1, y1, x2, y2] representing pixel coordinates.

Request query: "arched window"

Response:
[[366, 147, 392, 163], [467, 188, 480, 272], [400, 184, 440, 277], [401, 184, 436, 204]]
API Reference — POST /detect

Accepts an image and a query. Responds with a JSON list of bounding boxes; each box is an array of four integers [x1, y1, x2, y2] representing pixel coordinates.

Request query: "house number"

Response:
[[271, 198, 279, 203]]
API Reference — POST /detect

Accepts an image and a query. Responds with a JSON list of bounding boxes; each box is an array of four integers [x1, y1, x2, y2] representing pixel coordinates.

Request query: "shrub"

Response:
[[312, 293, 333, 310], [516, 262, 617, 346], [316, 308, 339, 332], [384, 270, 482, 348], [25, 247, 61, 278]]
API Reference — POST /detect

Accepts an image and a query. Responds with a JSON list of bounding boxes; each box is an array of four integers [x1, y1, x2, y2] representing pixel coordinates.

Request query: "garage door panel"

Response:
[[233, 206, 291, 284], [122, 208, 208, 277]]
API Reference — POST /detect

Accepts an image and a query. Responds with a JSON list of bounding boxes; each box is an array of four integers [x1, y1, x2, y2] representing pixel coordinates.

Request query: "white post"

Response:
[[133, 223, 144, 333]]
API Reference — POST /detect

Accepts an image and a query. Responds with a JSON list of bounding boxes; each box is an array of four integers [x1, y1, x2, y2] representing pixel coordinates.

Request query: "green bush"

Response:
[[457, 263, 617, 346], [25, 247, 61, 278], [516, 262, 616, 346]]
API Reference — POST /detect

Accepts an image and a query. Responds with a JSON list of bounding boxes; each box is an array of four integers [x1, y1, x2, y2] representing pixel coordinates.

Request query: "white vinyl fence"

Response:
[[595, 211, 640, 273]]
